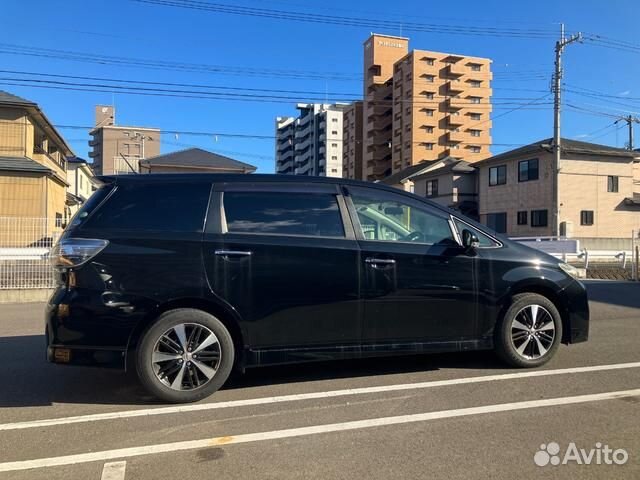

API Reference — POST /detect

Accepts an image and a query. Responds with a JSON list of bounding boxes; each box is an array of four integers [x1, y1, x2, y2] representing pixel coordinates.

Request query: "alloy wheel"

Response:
[[510, 304, 556, 360], [151, 323, 221, 391]]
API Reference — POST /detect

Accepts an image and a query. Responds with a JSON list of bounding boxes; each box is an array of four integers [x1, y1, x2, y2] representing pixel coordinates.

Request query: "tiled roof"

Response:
[[0, 90, 36, 106], [475, 138, 637, 166], [0, 156, 51, 173], [140, 148, 257, 172], [379, 160, 441, 185]]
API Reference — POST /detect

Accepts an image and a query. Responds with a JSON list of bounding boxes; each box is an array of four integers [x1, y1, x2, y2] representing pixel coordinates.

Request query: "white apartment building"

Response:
[[275, 103, 347, 177]]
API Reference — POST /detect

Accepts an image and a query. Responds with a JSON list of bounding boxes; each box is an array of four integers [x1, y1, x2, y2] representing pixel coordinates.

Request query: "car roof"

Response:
[[97, 173, 454, 216]]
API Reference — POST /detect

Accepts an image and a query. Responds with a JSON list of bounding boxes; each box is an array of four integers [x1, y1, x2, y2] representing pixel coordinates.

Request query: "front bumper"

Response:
[[564, 280, 590, 344]]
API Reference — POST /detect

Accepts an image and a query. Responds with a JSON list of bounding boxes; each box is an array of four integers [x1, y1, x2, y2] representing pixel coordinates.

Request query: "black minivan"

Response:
[[47, 174, 589, 403]]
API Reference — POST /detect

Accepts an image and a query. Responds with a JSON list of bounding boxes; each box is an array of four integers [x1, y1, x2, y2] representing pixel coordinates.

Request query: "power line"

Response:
[[132, 0, 557, 39], [0, 43, 361, 82]]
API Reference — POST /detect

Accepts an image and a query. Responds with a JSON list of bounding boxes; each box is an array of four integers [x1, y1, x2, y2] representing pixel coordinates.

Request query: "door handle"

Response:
[[365, 257, 396, 267], [214, 250, 253, 257]]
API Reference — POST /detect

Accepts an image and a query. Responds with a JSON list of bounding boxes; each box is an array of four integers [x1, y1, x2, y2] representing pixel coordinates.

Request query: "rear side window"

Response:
[[223, 192, 345, 237], [69, 184, 115, 227], [83, 182, 211, 232]]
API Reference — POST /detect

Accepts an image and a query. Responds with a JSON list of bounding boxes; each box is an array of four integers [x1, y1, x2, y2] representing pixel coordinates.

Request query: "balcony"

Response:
[[445, 98, 463, 111], [447, 81, 466, 95], [277, 159, 294, 172], [446, 115, 464, 127], [446, 63, 466, 77], [447, 131, 465, 143]]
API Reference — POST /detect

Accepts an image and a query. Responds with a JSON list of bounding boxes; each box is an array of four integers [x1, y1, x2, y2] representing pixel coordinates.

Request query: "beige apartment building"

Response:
[[342, 101, 363, 180], [475, 138, 640, 238], [0, 91, 72, 226], [362, 34, 492, 182], [89, 105, 160, 175]]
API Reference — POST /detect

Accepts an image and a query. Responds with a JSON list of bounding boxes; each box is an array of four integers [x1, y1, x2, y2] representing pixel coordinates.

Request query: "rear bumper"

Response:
[[45, 286, 144, 368]]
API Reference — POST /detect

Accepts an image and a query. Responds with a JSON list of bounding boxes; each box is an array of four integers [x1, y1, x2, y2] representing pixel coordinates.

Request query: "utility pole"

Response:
[[552, 23, 582, 237], [615, 115, 640, 150]]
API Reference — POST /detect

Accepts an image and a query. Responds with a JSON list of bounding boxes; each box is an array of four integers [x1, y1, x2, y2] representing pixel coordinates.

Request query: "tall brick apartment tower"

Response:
[[363, 35, 409, 181], [362, 34, 493, 181]]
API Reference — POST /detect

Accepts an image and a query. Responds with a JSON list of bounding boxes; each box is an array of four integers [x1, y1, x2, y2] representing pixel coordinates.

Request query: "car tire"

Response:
[[136, 308, 235, 403], [494, 293, 562, 368]]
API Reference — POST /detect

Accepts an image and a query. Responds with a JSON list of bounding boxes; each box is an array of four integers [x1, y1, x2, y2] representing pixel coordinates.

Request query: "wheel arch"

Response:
[[125, 297, 247, 371], [506, 281, 571, 344]]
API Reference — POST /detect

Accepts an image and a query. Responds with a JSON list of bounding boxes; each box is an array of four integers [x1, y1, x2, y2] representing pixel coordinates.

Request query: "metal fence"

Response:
[[0, 217, 62, 289], [512, 233, 640, 281]]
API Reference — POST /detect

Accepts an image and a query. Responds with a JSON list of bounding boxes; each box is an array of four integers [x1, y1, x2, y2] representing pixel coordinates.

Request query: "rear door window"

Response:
[[83, 182, 211, 232], [223, 192, 345, 237]]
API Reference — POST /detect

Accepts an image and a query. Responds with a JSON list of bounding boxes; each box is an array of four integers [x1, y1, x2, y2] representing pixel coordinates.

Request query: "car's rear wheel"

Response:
[[136, 309, 234, 403], [494, 293, 562, 368]]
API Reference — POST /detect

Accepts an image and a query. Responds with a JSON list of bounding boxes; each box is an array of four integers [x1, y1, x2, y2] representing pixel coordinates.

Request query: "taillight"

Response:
[[49, 238, 109, 269]]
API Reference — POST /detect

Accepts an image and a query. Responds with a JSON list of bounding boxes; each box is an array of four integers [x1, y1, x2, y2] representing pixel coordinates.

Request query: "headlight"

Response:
[[558, 262, 580, 279]]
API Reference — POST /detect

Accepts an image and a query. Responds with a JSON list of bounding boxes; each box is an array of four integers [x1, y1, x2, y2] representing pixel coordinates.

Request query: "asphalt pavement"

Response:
[[0, 280, 638, 479]]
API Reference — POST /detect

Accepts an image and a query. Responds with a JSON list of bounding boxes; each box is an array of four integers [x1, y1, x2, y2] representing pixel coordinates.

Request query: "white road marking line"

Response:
[[1, 361, 639, 432], [1, 388, 638, 473], [100, 461, 126, 480]]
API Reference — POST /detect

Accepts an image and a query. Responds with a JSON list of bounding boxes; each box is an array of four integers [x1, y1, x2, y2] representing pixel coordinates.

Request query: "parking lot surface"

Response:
[[0, 280, 638, 479]]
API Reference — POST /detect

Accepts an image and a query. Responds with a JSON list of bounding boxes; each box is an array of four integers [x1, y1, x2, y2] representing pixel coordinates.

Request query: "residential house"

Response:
[[0, 91, 72, 229], [475, 138, 640, 238], [66, 156, 96, 217], [412, 158, 478, 219]]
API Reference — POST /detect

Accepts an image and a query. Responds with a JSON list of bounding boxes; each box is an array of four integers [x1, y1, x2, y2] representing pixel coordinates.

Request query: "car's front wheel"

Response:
[[136, 309, 234, 403], [494, 293, 562, 368]]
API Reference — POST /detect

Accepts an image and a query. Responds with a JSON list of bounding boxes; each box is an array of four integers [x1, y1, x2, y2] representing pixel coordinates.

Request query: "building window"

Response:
[[470, 80, 482, 88], [406, 106, 411, 114], [331, 155, 338, 160], [331, 118, 338, 122], [426, 179, 439, 197], [331, 168, 338, 173], [470, 129, 481, 137], [55, 213, 63, 228], [581, 210, 594, 225], [425, 126, 434, 133], [424, 75, 435, 82], [470, 112, 481, 120], [405, 124, 411, 132], [424, 143, 434, 150], [470, 63, 482, 71], [423, 58, 435, 66], [531, 209, 548, 227], [607, 175, 619, 192], [518, 159, 539, 182], [425, 109, 434, 117], [489, 165, 507, 186], [331, 130, 338, 135], [517, 211, 528, 225], [487, 212, 507, 233], [470, 146, 481, 153], [422, 92, 435, 99], [331, 143, 338, 147], [470, 97, 481, 104]]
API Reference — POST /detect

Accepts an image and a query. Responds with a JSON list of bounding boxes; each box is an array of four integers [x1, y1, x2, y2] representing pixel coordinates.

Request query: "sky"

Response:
[[2, 0, 640, 172]]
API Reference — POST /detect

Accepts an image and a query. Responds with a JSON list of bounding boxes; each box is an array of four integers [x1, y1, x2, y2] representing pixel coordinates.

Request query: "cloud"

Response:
[[618, 90, 631, 96], [575, 134, 589, 138]]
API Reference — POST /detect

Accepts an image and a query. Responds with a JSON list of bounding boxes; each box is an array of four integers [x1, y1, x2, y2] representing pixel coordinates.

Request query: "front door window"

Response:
[[349, 186, 455, 246]]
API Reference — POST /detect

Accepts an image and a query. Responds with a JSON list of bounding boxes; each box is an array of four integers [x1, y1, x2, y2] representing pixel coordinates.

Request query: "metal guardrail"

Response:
[[512, 234, 640, 281]]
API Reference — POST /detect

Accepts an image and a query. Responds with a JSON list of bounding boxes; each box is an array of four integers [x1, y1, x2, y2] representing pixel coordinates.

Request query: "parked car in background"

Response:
[[47, 174, 589, 403]]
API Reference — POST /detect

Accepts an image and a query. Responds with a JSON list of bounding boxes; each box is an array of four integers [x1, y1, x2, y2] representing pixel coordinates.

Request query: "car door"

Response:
[[202, 182, 361, 352], [343, 184, 478, 346]]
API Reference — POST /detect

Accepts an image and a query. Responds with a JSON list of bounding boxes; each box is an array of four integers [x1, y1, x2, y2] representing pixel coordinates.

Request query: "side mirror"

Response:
[[462, 229, 480, 250]]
